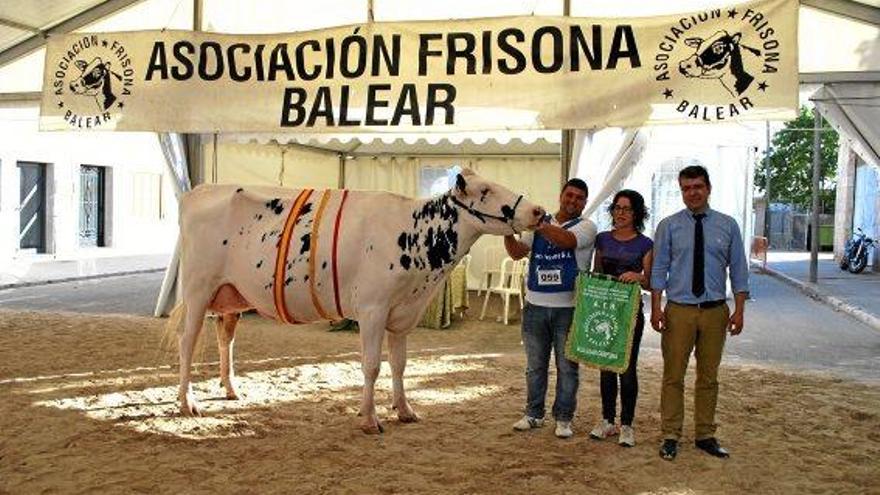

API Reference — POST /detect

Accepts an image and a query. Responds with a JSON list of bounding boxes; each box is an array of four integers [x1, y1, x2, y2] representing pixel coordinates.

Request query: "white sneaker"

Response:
[[513, 415, 544, 431], [589, 419, 619, 440], [555, 420, 573, 439], [619, 425, 635, 447]]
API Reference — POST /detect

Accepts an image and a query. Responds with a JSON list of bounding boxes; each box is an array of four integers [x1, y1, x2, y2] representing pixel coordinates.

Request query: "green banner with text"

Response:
[[567, 273, 641, 373]]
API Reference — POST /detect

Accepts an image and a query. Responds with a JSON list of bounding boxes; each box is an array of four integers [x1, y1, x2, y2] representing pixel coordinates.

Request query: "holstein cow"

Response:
[[677, 31, 761, 97], [69, 57, 121, 111], [172, 169, 544, 433]]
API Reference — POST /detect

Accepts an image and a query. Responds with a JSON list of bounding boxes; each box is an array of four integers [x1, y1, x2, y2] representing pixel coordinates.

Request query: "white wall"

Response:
[[0, 102, 178, 261]]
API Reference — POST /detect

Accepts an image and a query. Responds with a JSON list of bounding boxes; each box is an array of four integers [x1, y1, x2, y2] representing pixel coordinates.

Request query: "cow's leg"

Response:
[[358, 310, 388, 434], [388, 331, 419, 423], [215, 312, 241, 400], [179, 298, 210, 416]]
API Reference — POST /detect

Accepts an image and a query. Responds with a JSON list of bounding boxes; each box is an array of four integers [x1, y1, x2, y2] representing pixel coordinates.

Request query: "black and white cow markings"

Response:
[[266, 198, 284, 215], [256, 260, 263, 269], [397, 194, 460, 272], [236, 187, 244, 193], [299, 233, 311, 255], [222, 239, 228, 245]]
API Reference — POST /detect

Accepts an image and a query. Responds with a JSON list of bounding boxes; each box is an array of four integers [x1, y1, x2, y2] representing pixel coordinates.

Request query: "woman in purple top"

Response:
[[588, 190, 653, 447]]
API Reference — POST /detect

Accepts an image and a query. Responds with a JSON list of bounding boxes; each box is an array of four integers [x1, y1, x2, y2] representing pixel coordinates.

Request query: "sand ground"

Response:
[[1, 308, 879, 494]]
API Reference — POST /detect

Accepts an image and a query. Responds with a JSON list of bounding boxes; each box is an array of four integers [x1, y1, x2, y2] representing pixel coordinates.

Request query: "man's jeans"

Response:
[[522, 303, 579, 422]]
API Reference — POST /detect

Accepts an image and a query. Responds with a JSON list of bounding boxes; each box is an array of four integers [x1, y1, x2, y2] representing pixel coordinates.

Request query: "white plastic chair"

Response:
[[479, 257, 528, 325], [477, 244, 505, 296]]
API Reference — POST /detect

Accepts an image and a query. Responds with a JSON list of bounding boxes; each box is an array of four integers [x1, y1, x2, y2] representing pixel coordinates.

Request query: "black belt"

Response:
[[671, 300, 727, 309]]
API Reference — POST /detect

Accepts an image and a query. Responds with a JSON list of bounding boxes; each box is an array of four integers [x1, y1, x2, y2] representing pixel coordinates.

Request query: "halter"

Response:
[[450, 194, 523, 227]]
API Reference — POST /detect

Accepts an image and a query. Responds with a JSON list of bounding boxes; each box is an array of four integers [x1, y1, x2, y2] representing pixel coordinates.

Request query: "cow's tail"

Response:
[[160, 302, 187, 352]]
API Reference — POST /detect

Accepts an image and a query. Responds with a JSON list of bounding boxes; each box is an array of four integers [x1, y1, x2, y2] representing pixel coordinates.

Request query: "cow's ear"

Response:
[[730, 32, 742, 44], [75, 60, 87, 70], [455, 174, 468, 194], [684, 37, 703, 48]]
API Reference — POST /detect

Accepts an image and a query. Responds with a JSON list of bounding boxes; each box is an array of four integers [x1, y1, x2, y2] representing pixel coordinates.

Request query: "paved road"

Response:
[[641, 272, 880, 383], [1, 271, 879, 383], [0, 272, 165, 316]]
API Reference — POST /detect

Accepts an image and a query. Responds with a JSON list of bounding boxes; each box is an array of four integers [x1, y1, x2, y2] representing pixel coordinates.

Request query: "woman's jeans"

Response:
[[522, 303, 579, 422], [599, 310, 645, 426]]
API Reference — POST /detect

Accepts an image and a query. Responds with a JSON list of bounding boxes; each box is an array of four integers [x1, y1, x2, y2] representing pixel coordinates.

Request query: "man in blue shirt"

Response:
[[650, 165, 749, 461]]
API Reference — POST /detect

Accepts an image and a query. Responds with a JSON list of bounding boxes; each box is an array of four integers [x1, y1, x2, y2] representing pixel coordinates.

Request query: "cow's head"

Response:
[[678, 31, 742, 80], [69, 57, 111, 96], [450, 169, 544, 234]]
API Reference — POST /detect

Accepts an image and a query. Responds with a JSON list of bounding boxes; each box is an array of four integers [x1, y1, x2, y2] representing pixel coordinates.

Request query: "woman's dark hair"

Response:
[[608, 189, 649, 232]]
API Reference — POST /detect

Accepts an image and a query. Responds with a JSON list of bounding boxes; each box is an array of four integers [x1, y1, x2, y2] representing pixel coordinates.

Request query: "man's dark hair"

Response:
[[607, 189, 649, 232], [563, 178, 589, 197], [678, 165, 711, 188]]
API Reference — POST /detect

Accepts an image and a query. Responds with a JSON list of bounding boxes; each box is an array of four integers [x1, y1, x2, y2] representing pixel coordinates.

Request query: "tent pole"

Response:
[[809, 107, 823, 283], [339, 154, 346, 188], [561, 0, 573, 185], [764, 120, 772, 241]]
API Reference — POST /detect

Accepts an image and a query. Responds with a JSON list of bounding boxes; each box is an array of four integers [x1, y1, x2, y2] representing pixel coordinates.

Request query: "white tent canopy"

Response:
[[1, 0, 878, 311], [812, 82, 880, 169]]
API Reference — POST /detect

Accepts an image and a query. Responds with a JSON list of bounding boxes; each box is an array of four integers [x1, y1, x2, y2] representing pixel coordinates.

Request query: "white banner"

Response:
[[40, 0, 797, 132]]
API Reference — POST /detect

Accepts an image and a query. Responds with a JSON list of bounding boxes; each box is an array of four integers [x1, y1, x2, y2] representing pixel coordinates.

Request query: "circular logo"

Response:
[[583, 311, 617, 348], [52, 35, 136, 129], [652, 7, 783, 122]]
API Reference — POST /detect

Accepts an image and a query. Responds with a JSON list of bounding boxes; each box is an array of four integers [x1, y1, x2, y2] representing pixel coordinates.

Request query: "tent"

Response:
[[0, 0, 878, 309]]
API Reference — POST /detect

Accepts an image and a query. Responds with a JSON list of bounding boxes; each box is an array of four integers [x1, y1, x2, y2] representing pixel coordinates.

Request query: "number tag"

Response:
[[537, 269, 562, 286]]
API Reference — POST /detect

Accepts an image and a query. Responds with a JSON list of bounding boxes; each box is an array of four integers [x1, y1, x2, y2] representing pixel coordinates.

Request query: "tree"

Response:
[[755, 106, 839, 213]]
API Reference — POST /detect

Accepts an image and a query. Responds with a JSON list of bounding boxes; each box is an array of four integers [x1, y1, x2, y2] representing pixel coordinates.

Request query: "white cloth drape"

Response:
[[571, 128, 648, 218], [812, 83, 880, 171], [154, 132, 191, 317]]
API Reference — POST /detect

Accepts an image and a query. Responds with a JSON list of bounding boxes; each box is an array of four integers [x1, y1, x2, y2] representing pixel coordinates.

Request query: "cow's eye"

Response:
[[712, 44, 724, 55]]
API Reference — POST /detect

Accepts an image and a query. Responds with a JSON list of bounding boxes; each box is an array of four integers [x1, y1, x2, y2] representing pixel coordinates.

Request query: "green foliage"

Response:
[[754, 106, 839, 212]]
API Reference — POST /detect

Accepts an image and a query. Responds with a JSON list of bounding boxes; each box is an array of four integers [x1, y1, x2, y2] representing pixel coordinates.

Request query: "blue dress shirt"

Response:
[[650, 208, 749, 304]]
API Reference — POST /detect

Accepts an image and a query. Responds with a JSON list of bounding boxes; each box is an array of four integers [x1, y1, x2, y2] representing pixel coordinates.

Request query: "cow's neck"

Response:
[[405, 193, 480, 273], [100, 78, 116, 110], [723, 48, 753, 95]]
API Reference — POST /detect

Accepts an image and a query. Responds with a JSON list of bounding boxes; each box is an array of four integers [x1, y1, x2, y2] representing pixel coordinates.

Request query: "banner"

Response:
[[40, 0, 797, 132], [566, 273, 641, 373]]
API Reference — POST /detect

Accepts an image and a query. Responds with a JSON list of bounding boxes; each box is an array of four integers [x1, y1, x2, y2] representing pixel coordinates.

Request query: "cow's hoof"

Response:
[[180, 403, 202, 417], [179, 393, 202, 416], [360, 420, 384, 434], [224, 389, 240, 400], [398, 411, 420, 423], [220, 380, 239, 400]]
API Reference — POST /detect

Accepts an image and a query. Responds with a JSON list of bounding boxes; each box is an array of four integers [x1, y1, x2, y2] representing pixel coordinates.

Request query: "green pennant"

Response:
[[566, 272, 641, 373]]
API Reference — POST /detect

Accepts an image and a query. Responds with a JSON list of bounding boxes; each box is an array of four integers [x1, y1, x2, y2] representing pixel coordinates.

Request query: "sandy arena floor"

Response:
[[1, 308, 879, 494]]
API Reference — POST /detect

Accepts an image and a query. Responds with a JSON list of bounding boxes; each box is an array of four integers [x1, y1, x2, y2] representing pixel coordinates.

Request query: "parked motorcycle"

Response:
[[840, 228, 879, 274]]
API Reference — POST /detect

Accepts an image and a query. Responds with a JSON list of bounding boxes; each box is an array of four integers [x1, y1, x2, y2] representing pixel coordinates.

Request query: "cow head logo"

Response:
[[651, 8, 784, 122], [51, 35, 135, 129], [69, 57, 123, 111], [677, 31, 762, 97]]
